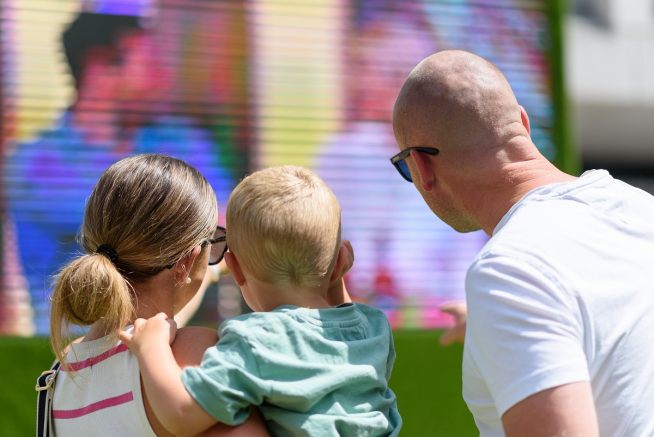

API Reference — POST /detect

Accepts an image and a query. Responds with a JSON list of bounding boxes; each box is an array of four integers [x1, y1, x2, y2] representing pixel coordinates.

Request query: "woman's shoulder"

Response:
[[171, 326, 218, 367]]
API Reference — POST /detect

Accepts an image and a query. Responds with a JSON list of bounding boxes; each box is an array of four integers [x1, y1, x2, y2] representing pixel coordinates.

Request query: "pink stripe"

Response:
[[64, 343, 128, 371], [53, 391, 134, 419]]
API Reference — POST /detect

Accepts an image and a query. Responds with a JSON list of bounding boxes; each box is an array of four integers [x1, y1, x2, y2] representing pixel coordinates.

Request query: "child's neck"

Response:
[[281, 290, 332, 310], [251, 279, 333, 311]]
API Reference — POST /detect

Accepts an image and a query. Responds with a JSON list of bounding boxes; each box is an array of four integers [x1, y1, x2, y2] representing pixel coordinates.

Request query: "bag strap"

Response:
[[36, 361, 60, 437]]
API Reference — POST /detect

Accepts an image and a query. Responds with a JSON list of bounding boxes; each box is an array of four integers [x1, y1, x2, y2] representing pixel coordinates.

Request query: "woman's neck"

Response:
[[132, 274, 176, 320]]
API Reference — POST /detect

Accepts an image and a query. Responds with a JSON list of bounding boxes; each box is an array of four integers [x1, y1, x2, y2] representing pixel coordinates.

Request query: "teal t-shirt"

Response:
[[182, 303, 401, 436]]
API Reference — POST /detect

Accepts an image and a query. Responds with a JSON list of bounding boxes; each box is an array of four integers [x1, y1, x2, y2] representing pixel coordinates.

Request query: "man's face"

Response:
[[392, 117, 480, 234]]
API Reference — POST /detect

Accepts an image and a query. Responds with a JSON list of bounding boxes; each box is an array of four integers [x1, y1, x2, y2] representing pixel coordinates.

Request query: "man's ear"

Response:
[[519, 105, 531, 135], [411, 149, 435, 191], [224, 251, 246, 286]]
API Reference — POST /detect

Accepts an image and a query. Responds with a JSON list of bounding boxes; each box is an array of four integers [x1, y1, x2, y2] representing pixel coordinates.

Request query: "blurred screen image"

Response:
[[1, 0, 557, 334]]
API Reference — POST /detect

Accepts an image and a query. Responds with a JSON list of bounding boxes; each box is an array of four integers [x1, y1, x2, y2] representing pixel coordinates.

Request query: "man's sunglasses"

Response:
[[390, 147, 439, 182]]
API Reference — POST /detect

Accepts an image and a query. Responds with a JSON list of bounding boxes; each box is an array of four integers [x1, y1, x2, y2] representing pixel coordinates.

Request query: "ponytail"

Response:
[[50, 254, 133, 365], [49, 154, 218, 365]]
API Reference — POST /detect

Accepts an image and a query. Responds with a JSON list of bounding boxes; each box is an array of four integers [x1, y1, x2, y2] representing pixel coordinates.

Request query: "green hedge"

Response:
[[1, 331, 476, 436]]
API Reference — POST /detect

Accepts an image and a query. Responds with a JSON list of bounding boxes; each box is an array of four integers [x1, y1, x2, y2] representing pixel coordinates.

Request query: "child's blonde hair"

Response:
[[226, 166, 341, 289], [50, 154, 218, 365]]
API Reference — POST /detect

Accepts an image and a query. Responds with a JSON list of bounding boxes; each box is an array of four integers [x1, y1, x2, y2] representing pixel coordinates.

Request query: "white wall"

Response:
[[566, 0, 654, 165]]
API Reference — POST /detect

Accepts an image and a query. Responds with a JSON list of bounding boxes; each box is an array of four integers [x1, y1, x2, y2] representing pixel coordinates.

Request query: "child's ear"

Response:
[[224, 251, 246, 286], [329, 240, 354, 284], [327, 241, 353, 305]]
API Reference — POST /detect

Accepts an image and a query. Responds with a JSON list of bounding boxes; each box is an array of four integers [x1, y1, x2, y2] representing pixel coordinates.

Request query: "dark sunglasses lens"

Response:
[[397, 160, 412, 182], [209, 242, 226, 265], [209, 228, 227, 265]]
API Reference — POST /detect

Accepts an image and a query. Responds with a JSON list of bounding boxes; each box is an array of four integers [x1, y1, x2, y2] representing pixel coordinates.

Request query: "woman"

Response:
[[47, 154, 267, 436]]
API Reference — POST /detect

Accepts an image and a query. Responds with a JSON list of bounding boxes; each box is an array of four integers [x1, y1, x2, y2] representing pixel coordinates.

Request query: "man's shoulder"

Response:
[[487, 197, 587, 256]]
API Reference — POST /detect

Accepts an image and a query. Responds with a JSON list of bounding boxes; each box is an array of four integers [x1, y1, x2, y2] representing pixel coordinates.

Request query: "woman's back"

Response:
[[53, 332, 157, 436]]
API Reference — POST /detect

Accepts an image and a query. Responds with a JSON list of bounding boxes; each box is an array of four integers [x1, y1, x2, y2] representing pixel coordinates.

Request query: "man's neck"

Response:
[[476, 160, 577, 235]]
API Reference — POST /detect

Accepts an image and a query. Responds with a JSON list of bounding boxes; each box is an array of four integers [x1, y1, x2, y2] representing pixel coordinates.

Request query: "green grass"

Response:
[[1, 331, 476, 436], [390, 330, 477, 436]]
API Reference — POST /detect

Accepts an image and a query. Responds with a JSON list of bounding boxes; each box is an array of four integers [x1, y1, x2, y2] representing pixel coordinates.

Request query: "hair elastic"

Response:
[[96, 244, 119, 262]]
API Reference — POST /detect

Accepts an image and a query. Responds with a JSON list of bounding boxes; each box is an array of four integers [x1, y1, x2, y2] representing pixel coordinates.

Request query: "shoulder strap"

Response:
[[36, 361, 60, 437]]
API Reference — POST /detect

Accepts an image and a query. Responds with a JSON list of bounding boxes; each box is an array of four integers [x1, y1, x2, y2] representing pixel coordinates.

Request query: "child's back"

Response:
[[184, 303, 400, 436], [186, 166, 401, 435]]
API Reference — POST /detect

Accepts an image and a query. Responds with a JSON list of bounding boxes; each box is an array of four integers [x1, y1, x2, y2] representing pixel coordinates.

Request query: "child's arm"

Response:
[[119, 313, 217, 437]]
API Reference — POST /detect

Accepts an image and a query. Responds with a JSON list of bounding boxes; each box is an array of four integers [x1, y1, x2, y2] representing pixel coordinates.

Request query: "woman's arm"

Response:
[[121, 316, 268, 437]]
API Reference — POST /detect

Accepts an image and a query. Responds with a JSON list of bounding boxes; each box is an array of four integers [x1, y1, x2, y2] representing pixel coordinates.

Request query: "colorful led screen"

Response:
[[1, 0, 560, 334]]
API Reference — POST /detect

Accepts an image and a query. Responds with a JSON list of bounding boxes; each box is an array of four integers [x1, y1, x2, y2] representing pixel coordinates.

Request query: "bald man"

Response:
[[391, 50, 654, 436]]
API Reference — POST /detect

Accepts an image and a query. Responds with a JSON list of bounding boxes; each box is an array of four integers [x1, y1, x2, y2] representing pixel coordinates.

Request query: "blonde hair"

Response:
[[226, 166, 341, 290], [50, 154, 218, 364]]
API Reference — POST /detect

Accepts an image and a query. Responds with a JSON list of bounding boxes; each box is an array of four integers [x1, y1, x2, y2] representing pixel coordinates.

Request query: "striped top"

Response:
[[52, 331, 156, 436]]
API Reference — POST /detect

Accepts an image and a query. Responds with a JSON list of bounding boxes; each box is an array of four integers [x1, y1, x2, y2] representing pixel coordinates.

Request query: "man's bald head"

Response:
[[390, 50, 543, 233], [391, 51, 571, 234], [393, 50, 527, 159]]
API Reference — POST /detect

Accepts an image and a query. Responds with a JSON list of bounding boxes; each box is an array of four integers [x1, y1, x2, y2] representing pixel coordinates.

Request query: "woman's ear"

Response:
[[224, 251, 246, 286], [175, 245, 202, 283]]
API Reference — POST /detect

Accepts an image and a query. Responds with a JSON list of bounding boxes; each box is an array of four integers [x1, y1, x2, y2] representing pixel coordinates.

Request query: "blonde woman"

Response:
[[47, 154, 267, 436]]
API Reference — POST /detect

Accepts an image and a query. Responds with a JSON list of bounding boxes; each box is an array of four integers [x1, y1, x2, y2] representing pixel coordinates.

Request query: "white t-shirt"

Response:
[[463, 170, 654, 437]]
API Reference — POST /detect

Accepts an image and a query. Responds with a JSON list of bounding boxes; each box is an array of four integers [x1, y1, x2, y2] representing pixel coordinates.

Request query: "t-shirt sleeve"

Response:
[[181, 322, 270, 425], [465, 250, 590, 416]]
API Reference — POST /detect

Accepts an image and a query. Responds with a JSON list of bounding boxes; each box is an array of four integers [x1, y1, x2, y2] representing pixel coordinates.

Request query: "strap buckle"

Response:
[[35, 370, 57, 392]]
